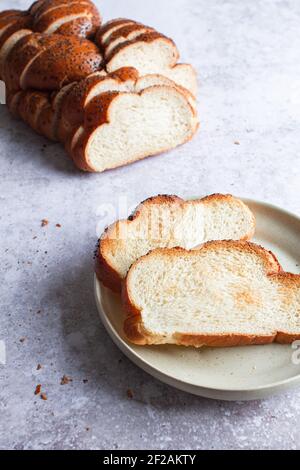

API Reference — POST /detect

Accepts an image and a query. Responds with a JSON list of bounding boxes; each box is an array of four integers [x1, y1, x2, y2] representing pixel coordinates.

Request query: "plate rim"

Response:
[[94, 197, 300, 400]]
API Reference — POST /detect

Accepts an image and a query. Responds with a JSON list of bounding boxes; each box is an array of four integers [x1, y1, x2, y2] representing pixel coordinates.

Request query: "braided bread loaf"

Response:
[[0, 0, 199, 173]]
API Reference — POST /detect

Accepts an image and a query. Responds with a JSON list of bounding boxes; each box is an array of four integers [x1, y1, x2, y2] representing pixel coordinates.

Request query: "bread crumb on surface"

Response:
[[234, 141, 240, 145], [19, 337, 26, 343], [40, 393, 47, 401], [56, 223, 61, 228], [37, 364, 42, 370], [34, 384, 41, 395], [41, 219, 49, 227], [61, 375, 72, 385]]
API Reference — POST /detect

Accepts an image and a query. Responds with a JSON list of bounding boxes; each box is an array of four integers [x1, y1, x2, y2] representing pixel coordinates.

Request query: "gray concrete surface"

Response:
[[1, 0, 300, 450]]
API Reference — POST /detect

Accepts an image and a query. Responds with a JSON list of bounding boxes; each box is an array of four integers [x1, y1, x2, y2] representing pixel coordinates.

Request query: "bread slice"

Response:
[[103, 28, 198, 96], [123, 240, 300, 347], [72, 85, 198, 172], [96, 194, 255, 293]]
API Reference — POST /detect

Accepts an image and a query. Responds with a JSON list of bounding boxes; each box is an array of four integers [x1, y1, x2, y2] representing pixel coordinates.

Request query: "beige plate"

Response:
[[94, 199, 300, 401]]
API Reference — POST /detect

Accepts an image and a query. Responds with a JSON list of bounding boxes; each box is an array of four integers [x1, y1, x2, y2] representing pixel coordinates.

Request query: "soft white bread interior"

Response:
[[123, 241, 300, 347], [72, 85, 198, 172], [96, 194, 255, 292]]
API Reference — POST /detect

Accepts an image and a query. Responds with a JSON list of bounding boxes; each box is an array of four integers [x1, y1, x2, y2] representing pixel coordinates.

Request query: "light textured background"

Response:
[[1, 0, 300, 450]]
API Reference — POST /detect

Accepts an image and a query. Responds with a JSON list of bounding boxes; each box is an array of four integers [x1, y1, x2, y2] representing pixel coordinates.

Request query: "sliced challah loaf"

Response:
[[123, 241, 300, 347], [96, 194, 255, 293], [0, 1, 199, 172]]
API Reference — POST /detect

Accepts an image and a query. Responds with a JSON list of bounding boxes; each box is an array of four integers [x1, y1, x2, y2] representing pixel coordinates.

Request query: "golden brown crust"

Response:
[[32, 3, 100, 36], [55, 15, 98, 38], [22, 34, 103, 91], [29, 0, 101, 38], [96, 195, 256, 292], [0, 15, 32, 50], [107, 24, 154, 45], [95, 18, 138, 46], [104, 24, 155, 57], [173, 333, 277, 348], [3, 32, 39, 91], [0, 2, 101, 40], [37, 102, 57, 140], [0, 11, 23, 21], [18, 90, 50, 132], [6, 90, 26, 117]]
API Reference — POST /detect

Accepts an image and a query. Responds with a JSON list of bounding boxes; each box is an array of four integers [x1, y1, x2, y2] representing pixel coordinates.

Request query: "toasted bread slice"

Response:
[[123, 241, 300, 347], [96, 194, 256, 293]]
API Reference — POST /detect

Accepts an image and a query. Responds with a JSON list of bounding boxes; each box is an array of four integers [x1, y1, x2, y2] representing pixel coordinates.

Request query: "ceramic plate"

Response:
[[94, 199, 300, 401]]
